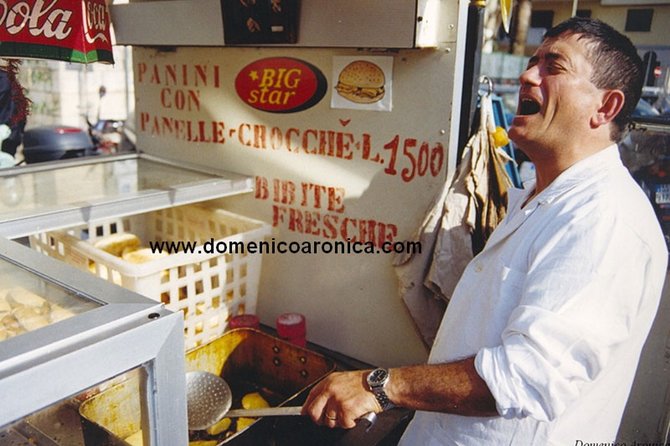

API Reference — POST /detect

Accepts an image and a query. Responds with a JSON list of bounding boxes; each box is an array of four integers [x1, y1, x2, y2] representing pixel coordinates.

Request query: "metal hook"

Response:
[[478, 75, 494, 97]]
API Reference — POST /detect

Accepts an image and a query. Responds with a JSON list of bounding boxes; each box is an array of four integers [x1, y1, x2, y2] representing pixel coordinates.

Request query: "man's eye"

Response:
[[547, 63, 564, 73]]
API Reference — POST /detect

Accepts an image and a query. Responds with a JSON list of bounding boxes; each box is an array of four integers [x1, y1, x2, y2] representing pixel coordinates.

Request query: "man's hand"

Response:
[[301, 370, 381, 429], [301, 359, 497, 430]]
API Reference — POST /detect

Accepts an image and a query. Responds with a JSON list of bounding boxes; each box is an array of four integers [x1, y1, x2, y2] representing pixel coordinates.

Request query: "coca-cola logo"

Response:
[[83, 0, 109, 43], [0, 0, 112, 63], [0, 0, 73, 40], [235, 58, 327, 113]]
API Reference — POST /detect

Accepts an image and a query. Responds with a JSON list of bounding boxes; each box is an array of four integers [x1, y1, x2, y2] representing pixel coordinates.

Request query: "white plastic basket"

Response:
[[29, 204, 271, 350]]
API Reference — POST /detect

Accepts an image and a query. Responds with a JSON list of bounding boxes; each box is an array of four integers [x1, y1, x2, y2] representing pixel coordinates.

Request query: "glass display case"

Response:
[[0, 153, 253, 239], [0, 236, 188, 446], [0, 152, 255, 444]]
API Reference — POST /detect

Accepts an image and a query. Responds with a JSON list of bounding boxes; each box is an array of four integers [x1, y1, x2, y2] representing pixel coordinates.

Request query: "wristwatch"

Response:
[[366, 368, 395, 411]]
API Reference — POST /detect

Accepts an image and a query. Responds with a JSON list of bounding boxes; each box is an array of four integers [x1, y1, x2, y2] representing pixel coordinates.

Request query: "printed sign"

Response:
[[133, 47, 452, 366], [0, 0, 114, 64], [331, 56, 393, 112], [235, 57, 327, 113]]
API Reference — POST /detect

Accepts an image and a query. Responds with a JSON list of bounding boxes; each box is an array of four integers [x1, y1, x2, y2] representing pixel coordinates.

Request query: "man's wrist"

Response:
[[366, 368, 396, 411]]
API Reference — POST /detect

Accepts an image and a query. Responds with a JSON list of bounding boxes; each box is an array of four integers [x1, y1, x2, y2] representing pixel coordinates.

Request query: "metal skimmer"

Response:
[[186, 371, 233, 430], [186, 371, 375, 431], [186, 371, 304, 430]]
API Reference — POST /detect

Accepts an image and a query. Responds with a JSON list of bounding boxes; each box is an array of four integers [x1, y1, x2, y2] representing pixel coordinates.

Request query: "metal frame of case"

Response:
[[0, 237, 188, 446]]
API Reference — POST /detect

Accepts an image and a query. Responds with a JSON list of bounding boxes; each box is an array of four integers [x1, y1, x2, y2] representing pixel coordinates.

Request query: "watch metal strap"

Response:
[[372, 387, 394, 411]]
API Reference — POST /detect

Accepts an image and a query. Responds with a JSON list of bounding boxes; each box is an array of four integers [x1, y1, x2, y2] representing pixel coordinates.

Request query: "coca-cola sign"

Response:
[[0, 0, 113, 64]]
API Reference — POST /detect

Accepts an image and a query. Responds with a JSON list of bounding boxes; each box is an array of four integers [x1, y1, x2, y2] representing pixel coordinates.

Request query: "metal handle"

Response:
[[225, 405, 303, 418], [224, 406, 378, 429]]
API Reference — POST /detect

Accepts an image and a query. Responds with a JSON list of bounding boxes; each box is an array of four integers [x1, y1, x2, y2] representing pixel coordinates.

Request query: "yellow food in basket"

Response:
[[122, 247, 168, 264], [93, 233, 141, 257], [189, 441, 217, 446], [206, 416, 232, 436], [241, 392, 270, 410]]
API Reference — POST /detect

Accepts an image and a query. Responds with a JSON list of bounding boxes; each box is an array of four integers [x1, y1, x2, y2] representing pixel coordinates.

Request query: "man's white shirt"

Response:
[[400, 145, 668, 445]]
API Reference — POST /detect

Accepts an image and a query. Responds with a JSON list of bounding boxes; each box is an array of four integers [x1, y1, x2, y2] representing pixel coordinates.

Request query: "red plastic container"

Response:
[[229, 314, 260, 330], [276, 313, 306, 347]]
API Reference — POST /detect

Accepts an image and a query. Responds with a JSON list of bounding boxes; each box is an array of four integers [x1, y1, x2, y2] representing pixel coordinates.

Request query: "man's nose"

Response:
[[519, 65, 541, 86]]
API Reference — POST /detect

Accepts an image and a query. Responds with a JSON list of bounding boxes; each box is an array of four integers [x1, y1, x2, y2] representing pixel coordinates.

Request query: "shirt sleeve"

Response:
[[474, 206, 651, 422]]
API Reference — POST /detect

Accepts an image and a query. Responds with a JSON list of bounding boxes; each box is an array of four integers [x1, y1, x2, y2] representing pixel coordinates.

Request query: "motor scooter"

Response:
[[86, 117, 136, 155], [85, 85, 136, 155], [1, 81, 136, 166]]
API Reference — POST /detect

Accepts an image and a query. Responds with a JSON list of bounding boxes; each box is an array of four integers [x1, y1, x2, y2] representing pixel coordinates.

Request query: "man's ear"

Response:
[[591, 90, 625, 128]]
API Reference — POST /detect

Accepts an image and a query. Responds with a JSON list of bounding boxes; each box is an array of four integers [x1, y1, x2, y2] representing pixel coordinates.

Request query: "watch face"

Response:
[[369, 368, 388, 386]]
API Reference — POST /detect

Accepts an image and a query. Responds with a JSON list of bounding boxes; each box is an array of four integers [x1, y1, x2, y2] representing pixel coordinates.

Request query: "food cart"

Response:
[[108, 0, 470, 367], [1, 0, 669, 444]]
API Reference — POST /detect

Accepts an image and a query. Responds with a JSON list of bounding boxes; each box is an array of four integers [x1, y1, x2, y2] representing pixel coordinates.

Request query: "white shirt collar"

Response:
[[514, 144, 622, 209]]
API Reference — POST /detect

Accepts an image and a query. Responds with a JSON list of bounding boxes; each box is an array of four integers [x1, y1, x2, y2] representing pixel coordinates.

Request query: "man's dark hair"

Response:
[[544, 17, 643, 141]]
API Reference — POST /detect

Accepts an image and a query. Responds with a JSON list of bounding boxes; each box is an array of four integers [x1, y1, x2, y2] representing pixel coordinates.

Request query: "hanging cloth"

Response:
[[0, 59, 30, 157], [393, 88, 513, 347], [469, 92, 514, 254]]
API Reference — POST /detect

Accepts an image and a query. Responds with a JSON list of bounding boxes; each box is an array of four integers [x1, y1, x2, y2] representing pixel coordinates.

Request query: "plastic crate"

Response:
[[29, 204, 271, 350]]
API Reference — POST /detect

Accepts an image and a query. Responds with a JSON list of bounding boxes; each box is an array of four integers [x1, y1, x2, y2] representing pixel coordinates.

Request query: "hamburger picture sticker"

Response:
[[332, 56, 393, 111]]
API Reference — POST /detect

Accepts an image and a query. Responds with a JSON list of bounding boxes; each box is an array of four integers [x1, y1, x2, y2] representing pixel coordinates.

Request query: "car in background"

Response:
[[655, 95, 670, 116], [21, 126, 99, 164], [620, 96, 670, 174], [633, 98, 661, 118], [631, 93, 670, 126]]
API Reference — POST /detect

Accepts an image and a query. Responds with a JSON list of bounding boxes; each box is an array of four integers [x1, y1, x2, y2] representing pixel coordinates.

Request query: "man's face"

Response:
[[508, 33, 604, 155]]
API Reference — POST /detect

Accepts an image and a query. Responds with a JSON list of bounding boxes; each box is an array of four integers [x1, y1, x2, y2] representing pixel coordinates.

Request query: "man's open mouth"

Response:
[[518, 98, 541, 116]]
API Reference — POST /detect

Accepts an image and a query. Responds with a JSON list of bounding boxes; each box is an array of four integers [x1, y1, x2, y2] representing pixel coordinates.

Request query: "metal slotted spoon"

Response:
[[186, 371, 303, 431]]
